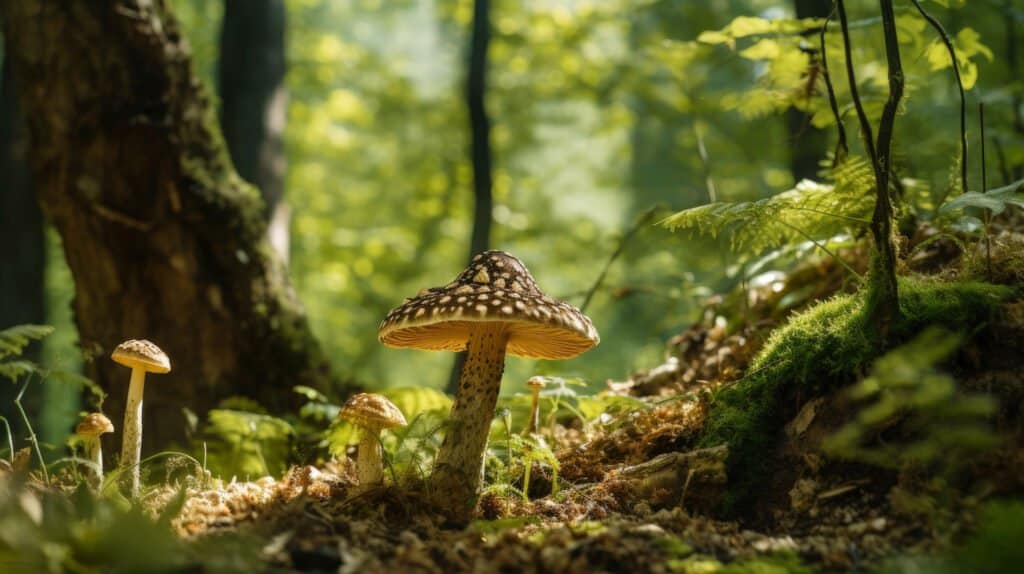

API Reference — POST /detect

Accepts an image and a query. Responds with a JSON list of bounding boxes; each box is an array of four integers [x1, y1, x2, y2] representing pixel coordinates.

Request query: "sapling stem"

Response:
[[15, 373, 48, 484]]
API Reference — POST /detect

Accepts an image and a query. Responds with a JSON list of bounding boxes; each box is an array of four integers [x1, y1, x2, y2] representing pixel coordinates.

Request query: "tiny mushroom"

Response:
[[76, 412, 114, 489], [112, 339, 171, 497], [338, 393, 407, 492], [379, 250, 599, 521], [524, 376, 547, 435]]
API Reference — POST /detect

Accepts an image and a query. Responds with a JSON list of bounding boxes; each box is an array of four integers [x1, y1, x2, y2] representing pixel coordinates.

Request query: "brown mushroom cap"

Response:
[[76, 413, 114, 437], [339, 393, 408, 431], [111, 339, 171, 374], [378, 251, 599, 360]]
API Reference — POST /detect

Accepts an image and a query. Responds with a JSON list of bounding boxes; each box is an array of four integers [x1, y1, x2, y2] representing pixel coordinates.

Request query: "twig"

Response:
[[836, 0, 877, 166], [579, 207, 658, 313], [980, 102, 991, 280], [820, 3, 849, 164], [15, 373, 48, 484], [909, 0, 968, 195]]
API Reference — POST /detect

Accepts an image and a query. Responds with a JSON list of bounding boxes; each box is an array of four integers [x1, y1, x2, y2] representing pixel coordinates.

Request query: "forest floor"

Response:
[[3, 223, 1023, 573], [144, 223, 1024, 573]]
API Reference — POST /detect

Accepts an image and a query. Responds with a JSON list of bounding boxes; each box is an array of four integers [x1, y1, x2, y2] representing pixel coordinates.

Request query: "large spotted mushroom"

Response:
[[379, 250, 599, 521]]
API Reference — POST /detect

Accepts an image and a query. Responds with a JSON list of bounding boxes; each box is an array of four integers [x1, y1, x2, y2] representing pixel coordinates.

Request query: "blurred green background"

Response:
[[12, 0, 1021, 443]]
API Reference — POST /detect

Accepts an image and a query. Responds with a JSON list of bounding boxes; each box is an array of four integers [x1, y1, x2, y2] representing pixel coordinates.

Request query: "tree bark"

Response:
[[447, 0, 493, 395], [218, 0, 290, 264], [0, 0, 339, 451], [0, 55, 46, 431]]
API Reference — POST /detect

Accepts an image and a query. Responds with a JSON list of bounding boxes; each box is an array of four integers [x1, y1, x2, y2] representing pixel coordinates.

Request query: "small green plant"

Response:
[[0, 324, 105, 482], [199, 402, 295, 479]]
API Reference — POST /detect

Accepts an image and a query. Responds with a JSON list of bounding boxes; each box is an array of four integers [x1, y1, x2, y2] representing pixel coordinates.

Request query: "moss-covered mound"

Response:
[[699, 277, 1016, 511]]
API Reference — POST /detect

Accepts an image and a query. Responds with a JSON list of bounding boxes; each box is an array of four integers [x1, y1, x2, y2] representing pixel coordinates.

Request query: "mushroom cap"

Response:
[[76, 412, 114, 437], [527, 376, 547, 390], [338, 393, 408, 431], [378, 251, 600, 360], [111, 339, 171, 374]]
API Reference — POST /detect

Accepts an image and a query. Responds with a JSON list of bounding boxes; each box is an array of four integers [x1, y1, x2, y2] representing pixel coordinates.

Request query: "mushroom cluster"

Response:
[[379, 250, 598, 521], [112, 339, 171, 497]]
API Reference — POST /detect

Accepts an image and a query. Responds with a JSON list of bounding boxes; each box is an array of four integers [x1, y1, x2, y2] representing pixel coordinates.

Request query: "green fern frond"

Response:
[[661, 156, 875, 255], [0, 324, 54, 360]]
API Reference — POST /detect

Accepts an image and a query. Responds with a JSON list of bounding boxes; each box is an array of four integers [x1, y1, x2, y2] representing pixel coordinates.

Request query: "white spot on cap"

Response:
[[473, 268, 490, 284]]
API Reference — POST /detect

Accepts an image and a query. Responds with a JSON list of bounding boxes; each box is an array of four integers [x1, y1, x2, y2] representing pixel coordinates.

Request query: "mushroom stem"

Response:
[[432, 323, 509, 520], [82, 437, 103, 489], [355, 429, 384, 490], [526, 388, 541, 435], [120, 366, 147, 496]]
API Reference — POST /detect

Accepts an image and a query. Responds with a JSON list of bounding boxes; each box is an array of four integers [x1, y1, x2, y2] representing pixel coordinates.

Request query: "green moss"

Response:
[[699, 277, 1015, 511]]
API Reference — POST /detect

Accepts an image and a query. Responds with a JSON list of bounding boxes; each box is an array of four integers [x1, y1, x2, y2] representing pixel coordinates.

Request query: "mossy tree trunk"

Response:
[[836, 0, 901, 337], [0, 0, 340, 450]]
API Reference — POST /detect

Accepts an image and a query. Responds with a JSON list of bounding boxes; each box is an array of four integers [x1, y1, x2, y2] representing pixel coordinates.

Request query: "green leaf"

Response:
[[0, 324, 54, 360], [939, 177, 1024, 215], [0, 359, 41, 383]]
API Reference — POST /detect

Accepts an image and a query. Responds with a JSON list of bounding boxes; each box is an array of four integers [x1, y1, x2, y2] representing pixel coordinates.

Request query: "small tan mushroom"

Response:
[[76, 412, 114, 489], [112, 339, 170, 497], [379, 250, 599, 521], [338, 393, 407, 492], [524, 376, 547, 435]]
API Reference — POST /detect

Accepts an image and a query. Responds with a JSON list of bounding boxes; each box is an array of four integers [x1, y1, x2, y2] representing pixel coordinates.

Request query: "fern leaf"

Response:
[[0, 324, 54, 359], [661, 157, 875, 255]]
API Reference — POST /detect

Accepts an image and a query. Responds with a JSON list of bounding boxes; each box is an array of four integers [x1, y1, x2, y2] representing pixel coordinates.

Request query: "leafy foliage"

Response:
[[939, 176, 1024, 216], [200, 407, 295, 478], [660, 157, 875, 255], [0, 324, 53, 360], [825, 328, 997, 470]]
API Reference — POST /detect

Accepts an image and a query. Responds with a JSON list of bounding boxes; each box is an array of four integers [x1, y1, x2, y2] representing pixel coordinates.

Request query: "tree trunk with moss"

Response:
[[0, 0, 339, 451]]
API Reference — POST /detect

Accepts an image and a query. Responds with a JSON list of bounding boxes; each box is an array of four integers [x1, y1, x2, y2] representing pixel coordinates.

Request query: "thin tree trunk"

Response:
[[218, 0, 289, 263], [0, 0, 340, 451], [868, 0, 903, 335], [447, 0, 493, 395], [786, 0, 832, 182], [0, 56, 46, 435]]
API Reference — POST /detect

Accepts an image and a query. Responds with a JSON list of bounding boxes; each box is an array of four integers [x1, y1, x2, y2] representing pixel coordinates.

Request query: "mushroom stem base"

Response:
[[356, 431, 384, 491], [83, 438, 103, 490], [431, 323, 508, 521]]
